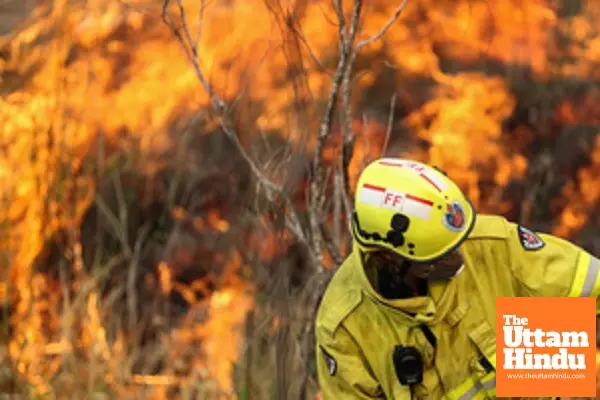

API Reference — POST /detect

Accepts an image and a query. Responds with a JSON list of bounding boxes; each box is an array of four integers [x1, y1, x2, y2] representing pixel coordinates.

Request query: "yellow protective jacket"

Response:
[[315, 214, 600, 399]]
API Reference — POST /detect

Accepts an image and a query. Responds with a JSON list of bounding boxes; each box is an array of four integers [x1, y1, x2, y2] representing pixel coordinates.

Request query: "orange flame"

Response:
[[158, 261, 173, 295], [404, 73, 527, 211]]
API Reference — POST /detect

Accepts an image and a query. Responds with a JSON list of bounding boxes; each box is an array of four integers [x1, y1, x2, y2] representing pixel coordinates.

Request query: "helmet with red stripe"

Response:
[[350, 158, 476, 262]]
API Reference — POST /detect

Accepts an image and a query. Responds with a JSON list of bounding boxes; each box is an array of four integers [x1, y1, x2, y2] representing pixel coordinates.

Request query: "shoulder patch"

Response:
[[320, 346, 337, 376], [320, 289, 363, 336], [517, 225, 545, 251]]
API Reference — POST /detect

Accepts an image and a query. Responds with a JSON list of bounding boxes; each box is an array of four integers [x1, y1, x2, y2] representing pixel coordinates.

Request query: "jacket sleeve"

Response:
[[316, 325, 393, 399], [506, 223, 600, 304]]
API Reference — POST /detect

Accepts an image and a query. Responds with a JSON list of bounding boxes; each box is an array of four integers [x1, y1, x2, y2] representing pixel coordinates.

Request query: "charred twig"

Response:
[[381, 92, 397, 156], [354, 0, 409, 51], [345, 0, 410, 103], [162, 0, 223, 112], [290, 22, 334, 77], [342, 0, 409, 128], [194, 0, 206, 50], [231, 44, 272, 111]]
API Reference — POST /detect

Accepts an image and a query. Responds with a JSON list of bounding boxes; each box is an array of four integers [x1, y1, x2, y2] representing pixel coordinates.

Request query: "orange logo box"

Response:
[[496, 297, 596, 398]]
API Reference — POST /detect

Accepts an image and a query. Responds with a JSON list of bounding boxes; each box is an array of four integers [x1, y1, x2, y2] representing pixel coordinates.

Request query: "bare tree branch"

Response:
[[291, 24, 334, 76], [336, 1, 362, 241], [162, 0, 224, 112], [194, 0, 206, 50], [354, 0, 409, 51], [381, 92, 397, 156], [334, 0, 346, 39], [231, 44, 272, 111]]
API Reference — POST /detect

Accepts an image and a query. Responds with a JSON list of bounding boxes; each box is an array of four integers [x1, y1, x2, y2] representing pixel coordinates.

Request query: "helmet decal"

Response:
[[359, 183, 434, 221], [378, 159, 450, 192], [402, 194, 433, 220], [442, 201, 466, 232], [353, 212, 410, 248], [390, 213, 410, 231], [359, 183, 386, 204]]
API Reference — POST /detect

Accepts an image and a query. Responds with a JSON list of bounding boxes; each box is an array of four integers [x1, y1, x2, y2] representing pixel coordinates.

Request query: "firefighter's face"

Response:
[[408, 248, 464, 281], [372, 248, 464, 281]]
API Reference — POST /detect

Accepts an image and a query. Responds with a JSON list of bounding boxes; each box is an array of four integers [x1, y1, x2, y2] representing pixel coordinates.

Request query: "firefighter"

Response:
[[315, 157, 600, 399]]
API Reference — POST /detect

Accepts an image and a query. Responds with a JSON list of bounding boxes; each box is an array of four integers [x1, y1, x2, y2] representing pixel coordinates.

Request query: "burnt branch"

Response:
[[162, 0, 223, 112], [354, 0, 409, 51], [381, 92, 397, 156], [193, 0, 206, 50], [291, 22, 334, 77]]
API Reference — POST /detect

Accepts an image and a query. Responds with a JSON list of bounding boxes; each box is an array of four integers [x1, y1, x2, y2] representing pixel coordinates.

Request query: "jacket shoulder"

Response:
[[316, 257, 363, 338], [467, 214, 511, 240]]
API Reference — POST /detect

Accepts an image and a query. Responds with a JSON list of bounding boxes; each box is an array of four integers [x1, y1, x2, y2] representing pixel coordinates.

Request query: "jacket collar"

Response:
[[351, 246, 460, 326]]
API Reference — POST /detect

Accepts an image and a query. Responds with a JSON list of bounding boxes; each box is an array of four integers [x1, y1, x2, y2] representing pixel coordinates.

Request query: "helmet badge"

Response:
[[442, 201, 466, 232]]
